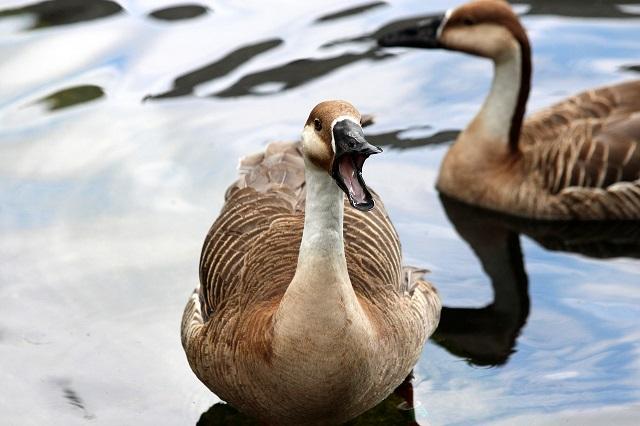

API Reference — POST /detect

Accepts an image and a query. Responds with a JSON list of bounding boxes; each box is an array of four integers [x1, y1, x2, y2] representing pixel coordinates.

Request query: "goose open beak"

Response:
[[377, 14, 444, 49], [331, 119, 382, 212]]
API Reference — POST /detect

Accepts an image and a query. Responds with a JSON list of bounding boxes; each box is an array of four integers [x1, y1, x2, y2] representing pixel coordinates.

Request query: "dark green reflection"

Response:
[[197, 376, 420, 425], [435, 194, 640, 366], [0, 0, 123, 30], [148, 4, 209, 21], [38, 85, 105, 111]]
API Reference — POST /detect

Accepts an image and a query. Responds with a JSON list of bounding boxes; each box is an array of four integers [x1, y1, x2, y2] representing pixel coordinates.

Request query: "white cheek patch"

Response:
[[437, 8, 452, 39], [302, 125, 327, 162]]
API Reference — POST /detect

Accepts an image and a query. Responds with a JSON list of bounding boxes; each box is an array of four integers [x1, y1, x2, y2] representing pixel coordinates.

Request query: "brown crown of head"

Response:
[[444, 0, 528, 49], [304, 100, 362, 172]]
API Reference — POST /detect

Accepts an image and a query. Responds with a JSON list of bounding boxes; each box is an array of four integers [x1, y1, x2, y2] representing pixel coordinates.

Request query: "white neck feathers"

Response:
[[471, 44, 522, 145], [274, 157, 368, 347], [296, 158, 347, 275]]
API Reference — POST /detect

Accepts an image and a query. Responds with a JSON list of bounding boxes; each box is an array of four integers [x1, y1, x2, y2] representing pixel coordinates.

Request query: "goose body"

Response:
[[181, 101, 440, 425], [379, 0, 640, 220]]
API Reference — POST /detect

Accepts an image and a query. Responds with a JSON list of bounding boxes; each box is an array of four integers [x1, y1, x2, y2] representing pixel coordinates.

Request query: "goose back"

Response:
[[521, 80, 640, 219]]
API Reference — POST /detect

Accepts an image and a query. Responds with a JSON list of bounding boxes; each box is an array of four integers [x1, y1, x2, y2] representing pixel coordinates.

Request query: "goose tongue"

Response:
[[338, 153, 368, 205]]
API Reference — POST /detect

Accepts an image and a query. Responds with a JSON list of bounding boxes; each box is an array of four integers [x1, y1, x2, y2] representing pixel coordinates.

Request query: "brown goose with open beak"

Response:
[[181, 100, 441, 425]]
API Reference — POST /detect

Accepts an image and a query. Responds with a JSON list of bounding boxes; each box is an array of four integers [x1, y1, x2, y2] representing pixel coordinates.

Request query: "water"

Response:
[[1, 0, 639, 424]]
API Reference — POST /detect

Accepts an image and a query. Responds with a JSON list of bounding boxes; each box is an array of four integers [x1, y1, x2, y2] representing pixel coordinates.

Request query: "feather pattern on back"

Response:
[[519, 80, 640, 219]]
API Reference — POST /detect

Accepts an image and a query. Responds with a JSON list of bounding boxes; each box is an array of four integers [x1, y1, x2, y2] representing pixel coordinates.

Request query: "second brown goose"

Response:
[[379, 0, 640, 220]]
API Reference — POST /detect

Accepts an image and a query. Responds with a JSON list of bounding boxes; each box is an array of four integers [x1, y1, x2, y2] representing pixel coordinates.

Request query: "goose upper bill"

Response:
[[377, 0, 640, 220], [378, 14, 443, 49], [181, 100, 441, 425]]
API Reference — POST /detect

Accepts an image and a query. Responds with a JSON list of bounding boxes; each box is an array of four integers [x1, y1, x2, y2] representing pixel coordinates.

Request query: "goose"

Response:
[[378, 0, 640, 220], [181, 100, 441, 425]]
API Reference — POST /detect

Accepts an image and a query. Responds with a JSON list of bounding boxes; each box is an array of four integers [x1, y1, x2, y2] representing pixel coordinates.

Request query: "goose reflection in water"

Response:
[[434, 194, 640, 367]]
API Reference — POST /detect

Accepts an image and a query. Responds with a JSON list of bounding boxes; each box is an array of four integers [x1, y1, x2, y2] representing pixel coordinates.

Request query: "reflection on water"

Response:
[[37, 84, 104, 111], [515, 221, 640, 260], [197, 375, 420, 426], [148, 4, 209, 22], [435, 196, 529, 366], [57, 379, 95, 420], [146, 39, 284, 100], [144, 0, 398, 101], [0, 0, 123, 30], [214, 49, 394, 98], [1, 0, 639, 424], [621, 64, 640, 75], [514, 0, 640, 18], [369, 128, 459, 150], [315, 1, 388, 24], [435, 195, 640, 366]]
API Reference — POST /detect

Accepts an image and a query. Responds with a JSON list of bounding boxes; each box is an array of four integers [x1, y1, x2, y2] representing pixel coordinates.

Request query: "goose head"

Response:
[[378, 0, 529, 61], [302, 100, 382, 211]]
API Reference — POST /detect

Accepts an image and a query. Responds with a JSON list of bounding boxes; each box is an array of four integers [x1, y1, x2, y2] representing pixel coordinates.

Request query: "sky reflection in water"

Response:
[[0, 0, 639, 424]]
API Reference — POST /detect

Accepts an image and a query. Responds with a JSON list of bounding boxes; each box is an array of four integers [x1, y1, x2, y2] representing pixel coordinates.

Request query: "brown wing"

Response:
[[590, 114, 640, 184], [523, 80, 640, 144], [523, 80, 640, 193], [198, 187, 301, 320], [343, 193, 403, 306], [198, 141, 305, 320]]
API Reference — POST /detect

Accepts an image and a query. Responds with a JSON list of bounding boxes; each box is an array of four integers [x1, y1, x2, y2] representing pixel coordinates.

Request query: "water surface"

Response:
[[1, 0, 639, 424]]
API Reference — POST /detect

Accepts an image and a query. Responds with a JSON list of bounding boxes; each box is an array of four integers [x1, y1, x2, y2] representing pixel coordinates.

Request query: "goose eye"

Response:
[[314, 118, 322, 131], [463, 17, 474, 26]]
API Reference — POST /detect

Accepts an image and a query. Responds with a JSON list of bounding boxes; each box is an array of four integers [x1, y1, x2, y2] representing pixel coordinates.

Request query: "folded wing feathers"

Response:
[[523, 80, 640, 219], [232, 141, 306, 203]]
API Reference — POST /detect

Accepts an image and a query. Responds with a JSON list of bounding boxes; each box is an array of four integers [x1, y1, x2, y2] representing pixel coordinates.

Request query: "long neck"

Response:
[[467, 44, 530, 152], [296, 158, 348, 278], [274, 159, 365, 343]]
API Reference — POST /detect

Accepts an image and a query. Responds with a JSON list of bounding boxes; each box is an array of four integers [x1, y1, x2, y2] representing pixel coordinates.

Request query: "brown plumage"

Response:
[[181, 102, 440, 425], [378, 0, 640, 220], [519, 82, 640, 219]]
